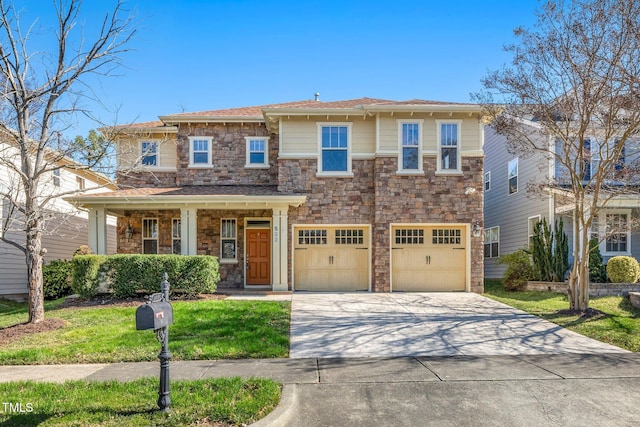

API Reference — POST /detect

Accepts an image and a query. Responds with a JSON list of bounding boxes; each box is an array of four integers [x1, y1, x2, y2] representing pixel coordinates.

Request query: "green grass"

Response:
[[0, 299, 290, 364], [484, 279, 640, 352], [0, 377, 280, 426]]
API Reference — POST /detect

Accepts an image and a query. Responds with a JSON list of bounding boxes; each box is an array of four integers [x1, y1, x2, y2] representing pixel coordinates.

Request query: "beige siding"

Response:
[[280, 117, 376, 156], [117, 134, 177, 169]]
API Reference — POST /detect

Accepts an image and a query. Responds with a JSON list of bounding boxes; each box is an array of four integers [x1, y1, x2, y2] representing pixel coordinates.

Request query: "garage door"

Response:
[[294, 226, 370, 291], [392, 225, 466, 292]]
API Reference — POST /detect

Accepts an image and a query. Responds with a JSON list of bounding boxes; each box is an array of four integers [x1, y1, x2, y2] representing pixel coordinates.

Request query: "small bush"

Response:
[[606, 256, 640, 283], [73, 245, 92, 256], [499, 249, 536, 291], [43, 260, 74, 299]]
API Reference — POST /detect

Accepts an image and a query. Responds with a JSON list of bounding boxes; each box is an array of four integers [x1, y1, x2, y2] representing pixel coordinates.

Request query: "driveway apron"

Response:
[[289, 292, 628, 358]]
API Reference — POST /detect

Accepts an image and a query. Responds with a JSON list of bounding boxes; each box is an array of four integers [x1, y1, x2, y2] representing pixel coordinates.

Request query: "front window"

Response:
[[142, 218, 158, 254], [437, 121, 460, 172], [172, 218, 181, 255], [318, 124, 351, 174], [398, 121, 422, 172], [484, 226, 499, 258], [221, 218, 237, 261], [508, 158, 518, 194], [245, 137, 269, 167], [141, 141, 158, 166], [189, 137, 212, 166], [605, 213, 629, 253]]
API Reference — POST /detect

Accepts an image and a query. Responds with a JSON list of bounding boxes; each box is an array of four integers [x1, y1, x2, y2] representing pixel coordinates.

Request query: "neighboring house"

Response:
[[67, 97, 485, 293], [484, 121, 640, 279], [0, 140, 117, 300]]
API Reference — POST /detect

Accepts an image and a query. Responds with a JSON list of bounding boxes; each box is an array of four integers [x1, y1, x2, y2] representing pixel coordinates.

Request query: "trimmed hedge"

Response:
[[606, 256, 640, 283], [43, 260, 74, 299], [71, 254, 220, 298]]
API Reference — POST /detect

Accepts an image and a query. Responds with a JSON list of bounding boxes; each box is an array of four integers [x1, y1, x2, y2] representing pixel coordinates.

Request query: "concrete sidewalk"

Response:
[[2, 353, 640, 426]]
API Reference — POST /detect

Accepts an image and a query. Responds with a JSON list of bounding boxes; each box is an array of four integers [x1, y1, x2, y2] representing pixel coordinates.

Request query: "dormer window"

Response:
[[189, 137, 213, 167]]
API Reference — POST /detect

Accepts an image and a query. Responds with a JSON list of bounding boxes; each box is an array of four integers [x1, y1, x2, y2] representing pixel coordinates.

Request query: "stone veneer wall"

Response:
[[174, 123, 278, 186], [279, 155, 484, 293], [117, 209, 271, 289]]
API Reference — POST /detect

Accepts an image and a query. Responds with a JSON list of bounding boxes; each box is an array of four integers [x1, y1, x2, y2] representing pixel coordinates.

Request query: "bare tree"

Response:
[[476, 0, 640, 311], [0, 0, 134, 323]]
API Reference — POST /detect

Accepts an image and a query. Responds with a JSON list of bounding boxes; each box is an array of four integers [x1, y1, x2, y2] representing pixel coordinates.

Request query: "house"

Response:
[[484, 120, 640, 279], [0, 138, 117, 300], [67, 97, 485, 293]]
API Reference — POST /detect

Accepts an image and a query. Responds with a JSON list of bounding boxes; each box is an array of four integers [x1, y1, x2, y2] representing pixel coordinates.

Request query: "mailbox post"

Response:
[[135, 273, 173, 411]]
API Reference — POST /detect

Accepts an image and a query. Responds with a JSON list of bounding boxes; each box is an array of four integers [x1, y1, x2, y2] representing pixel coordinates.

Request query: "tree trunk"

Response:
[[26, 216, 45, 324]]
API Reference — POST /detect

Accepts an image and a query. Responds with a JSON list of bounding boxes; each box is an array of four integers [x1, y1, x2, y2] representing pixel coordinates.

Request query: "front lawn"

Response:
[[484, 280, 640, 352], [0, 377, 280, 426], [0, 298, 290, 364]]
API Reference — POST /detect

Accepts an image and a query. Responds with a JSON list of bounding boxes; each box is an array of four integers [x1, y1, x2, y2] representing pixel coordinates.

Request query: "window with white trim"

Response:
[[484, 171, 491, 191], [318, 123, 352, 175], [508, 158, 518, 194], [189, 137, 212, 167], [484, 226, 499, 258], [397, 120, 422, 172], [76, 176, 85, 191], [142, 218, 158, 254], [528, 215, 541, 248], [141, 141, 158, 166], [245, 137, 269, 167], [172, 218, 181, 255], [53, 169, 61, 187], [437, 121, 461, 173], [221, 218, 237, 261], [590, 211, 631, 255]]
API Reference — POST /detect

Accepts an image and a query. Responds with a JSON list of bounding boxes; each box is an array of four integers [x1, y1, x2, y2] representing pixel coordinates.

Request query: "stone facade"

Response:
[[175, 123, 278, 187]]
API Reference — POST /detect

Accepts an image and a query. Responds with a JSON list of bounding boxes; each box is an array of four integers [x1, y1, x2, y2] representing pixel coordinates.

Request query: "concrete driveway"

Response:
[[289, 292, 628, 358]]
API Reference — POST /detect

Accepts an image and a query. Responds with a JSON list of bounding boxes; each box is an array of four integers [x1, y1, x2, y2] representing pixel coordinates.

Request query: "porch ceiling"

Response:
[[65, 185, 306, 216]]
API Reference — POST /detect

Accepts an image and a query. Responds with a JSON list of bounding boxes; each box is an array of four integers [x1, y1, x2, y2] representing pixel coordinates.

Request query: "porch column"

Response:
[[272, 207, 289, 291], [180, 207, 198, 255], [88, 207, 107, 254]]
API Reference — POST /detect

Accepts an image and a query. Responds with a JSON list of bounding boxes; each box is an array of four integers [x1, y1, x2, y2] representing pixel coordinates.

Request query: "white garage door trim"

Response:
[[292, 224, 372, 292], [390, 223, 471, 292]]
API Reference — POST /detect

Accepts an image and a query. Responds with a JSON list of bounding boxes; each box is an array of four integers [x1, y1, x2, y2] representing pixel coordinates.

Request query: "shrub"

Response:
[[43, 260, 74, 299], [588, 239, 607, 283], [72, 255, 109, 298], [499, 249, 536, 291], [531, 218, 553, 281], [606, 256, 640, 283], [73, 245, 92, 257], [552, 218, 569, 282], [72, 254, 220, 298]]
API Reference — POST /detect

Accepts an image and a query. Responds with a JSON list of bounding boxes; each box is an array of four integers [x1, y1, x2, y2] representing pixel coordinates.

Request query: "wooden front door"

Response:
[[246, 229, 271, 285]]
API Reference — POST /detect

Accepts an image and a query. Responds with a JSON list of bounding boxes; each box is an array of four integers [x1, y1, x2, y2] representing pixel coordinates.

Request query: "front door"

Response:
[[246, 229, 271, 285]]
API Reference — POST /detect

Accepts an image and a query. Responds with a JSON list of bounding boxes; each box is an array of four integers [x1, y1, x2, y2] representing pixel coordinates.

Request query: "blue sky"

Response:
[[21, 0, 541, 137]]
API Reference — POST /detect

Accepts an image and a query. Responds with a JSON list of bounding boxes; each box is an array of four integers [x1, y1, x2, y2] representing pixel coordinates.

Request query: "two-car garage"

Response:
[[293, 224, 469, 292]]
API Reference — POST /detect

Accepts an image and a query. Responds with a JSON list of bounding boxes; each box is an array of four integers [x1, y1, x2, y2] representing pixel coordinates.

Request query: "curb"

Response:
[[251, 384, 298, 427]]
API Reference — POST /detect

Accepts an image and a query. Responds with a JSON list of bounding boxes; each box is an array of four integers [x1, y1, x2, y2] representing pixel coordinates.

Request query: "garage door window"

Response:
[[335, 229, 364, 245], [298, 229, 327, 245], [394, 229, 424, 244], [432, 229, 461, 245]]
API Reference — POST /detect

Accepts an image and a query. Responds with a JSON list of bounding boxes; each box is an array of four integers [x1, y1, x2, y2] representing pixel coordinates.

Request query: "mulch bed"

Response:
[[556, 307, 606, 319], [0, 318, 67, 346]]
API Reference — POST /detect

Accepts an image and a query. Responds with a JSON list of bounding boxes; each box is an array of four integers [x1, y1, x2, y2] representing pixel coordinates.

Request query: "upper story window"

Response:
[[397, 120, 423, 172], [189, 137, 212, 167], [484, 171, 491, 191], [245, 137, 269, 168], [76, 176, 85, 191], [582, 139, 592, 181], [484, 226, 499, 258], [141, 141, 158, 166], [318, 123, 352, 176], [437, 121, 461, 173], [508, 158, 518, 194], [53, 169, 61, 187]]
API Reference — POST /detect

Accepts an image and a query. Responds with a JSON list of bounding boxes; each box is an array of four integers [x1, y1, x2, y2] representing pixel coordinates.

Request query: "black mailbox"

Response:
[[136, 301, 173, 331]]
